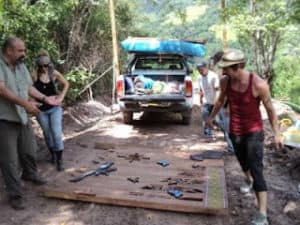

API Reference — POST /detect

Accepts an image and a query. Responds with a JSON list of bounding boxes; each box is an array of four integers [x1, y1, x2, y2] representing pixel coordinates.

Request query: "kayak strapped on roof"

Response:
[[121, 37, 206, 57]]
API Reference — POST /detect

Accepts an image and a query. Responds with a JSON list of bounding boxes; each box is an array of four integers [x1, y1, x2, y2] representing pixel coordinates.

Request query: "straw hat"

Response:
[[218, 49, 246, 68]]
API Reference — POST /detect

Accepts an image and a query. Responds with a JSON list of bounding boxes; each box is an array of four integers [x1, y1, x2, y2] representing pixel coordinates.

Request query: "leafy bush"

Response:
[[272, 54, 300, 104], [0, 0, 59, 69], [64, 68, 96, 104], [289, 83, 300, 106]]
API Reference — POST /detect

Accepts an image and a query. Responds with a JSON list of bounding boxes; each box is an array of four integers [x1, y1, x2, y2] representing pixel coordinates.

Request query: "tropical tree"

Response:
[[222, 0, 295, 85]]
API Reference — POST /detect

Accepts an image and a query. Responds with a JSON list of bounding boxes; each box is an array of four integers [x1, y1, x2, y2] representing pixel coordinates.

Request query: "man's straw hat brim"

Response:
[[218, 49, 245, 68]]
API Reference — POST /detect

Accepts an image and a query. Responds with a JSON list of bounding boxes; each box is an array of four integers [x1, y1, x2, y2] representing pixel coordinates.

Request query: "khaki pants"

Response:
[[0, 119, 38, 198]]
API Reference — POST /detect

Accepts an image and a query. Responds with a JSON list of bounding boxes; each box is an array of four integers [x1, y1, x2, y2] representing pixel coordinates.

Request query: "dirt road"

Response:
[[0, 101, 299, 225]]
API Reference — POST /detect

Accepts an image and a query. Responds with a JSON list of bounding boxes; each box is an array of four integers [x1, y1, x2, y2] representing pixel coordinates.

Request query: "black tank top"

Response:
[[34, 78, 57, 111]]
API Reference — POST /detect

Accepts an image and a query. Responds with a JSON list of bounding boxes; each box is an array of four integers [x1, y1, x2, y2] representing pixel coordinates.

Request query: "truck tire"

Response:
[[182, 114, 191, 125], [123, 112, 133, 124]]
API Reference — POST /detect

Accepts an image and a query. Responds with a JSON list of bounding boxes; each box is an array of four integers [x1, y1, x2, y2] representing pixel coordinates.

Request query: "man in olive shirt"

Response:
[[0, 37, 59, 210]]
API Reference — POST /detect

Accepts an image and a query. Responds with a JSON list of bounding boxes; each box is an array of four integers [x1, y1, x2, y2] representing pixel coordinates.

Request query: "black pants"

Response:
[[230, 130, 267, 192]]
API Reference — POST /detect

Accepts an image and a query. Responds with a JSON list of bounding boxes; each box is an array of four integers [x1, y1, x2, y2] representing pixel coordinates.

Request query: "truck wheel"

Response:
[[123, 112, 133, 124], [182, 114, 191, 125]]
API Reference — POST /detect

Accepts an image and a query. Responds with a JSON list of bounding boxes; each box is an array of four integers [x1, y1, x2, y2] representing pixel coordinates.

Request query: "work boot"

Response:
[[56, 160, 64, 171], [48, 148, 55, 164], [9, 197, 25, 210], [55, 151, 64, 172], [22, 174, 47, 185]]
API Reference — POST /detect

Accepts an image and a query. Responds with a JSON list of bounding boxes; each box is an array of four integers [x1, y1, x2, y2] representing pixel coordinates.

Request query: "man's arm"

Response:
[[28, 86, 46, 102], [199, 88, 204, 105], [28, 86, 60, 106], [0, 81, 40, 115], [258, 80, 283, 149], [205, 76, 228, 127], [213, 73, 220, 91]]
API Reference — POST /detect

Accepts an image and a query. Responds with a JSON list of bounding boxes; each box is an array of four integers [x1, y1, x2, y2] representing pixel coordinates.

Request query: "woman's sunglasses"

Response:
[[40, 64, 49, 68]]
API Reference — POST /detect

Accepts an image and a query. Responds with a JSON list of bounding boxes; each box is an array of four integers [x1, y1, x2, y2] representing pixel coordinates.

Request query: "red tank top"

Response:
[[227, 73, 263, 135]]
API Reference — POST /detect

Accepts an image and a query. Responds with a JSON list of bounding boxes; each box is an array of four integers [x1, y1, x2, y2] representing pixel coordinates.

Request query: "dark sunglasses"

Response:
[[40, 64, 49, 68]]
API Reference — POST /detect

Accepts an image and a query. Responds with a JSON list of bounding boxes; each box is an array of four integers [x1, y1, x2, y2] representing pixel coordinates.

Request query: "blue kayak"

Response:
[[121, 38, 206, 57]]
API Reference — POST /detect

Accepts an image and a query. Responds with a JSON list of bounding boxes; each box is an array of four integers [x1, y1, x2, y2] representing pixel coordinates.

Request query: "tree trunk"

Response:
[[249, 0, 281, 92], [221, 0, 227, 49], [65, 2, 92, 70], [250, 0, 259, 74]]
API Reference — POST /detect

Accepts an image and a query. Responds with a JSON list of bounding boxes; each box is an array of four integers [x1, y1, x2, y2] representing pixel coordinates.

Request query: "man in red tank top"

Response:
[[206, 49, 282, 225]]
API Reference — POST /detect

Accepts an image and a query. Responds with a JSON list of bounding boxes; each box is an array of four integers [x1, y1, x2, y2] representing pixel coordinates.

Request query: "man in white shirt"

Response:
[[197, 61, 219, 139]]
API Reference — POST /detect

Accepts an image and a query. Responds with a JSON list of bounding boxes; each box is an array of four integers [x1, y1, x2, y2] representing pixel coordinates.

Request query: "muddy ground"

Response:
[[0, 98, 299, 225]]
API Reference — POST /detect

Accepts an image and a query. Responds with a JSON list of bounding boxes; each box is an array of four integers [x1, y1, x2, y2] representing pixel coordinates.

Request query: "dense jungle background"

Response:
[[0, 0, 299, 108]]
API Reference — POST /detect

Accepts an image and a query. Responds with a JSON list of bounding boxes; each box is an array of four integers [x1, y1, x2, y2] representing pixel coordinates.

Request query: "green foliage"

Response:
[[273, 57, 298, 97], [272, 23, 300, 106], [288, 0, 300, 23], [218, 1, 295, 84], [0, 0, 139, 105], [132, 0, 223, 61], [289, 83, 300, 106], [285, 102, 300, 114], [0, 0, 59, 69], [0, 0, 298, 107], [64, 68, 96, 104]]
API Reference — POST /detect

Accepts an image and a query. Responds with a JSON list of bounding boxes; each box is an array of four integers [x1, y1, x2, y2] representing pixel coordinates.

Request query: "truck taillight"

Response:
[[116, 79, 124, 98], [185, 80, 193, 97]]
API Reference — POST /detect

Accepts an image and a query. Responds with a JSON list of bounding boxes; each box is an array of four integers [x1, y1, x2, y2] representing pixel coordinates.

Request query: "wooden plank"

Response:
[[204, 167, 228, 210], [41, 144, 228, 215], [42, 188, 226, 215]]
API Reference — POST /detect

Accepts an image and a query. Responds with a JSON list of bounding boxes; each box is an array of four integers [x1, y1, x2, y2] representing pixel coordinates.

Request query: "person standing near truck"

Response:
[[210, 51, 234, 153], [197, 61, 219, 140], [205, 49, 283, 225]]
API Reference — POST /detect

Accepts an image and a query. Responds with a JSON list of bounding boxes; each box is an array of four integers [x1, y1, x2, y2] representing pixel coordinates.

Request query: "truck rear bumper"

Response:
[[120, 94, 186, 102], [119, 101, 192, 113]]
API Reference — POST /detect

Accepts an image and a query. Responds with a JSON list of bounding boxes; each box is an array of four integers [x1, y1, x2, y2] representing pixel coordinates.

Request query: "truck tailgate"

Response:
[[120, 94, 186, 102]]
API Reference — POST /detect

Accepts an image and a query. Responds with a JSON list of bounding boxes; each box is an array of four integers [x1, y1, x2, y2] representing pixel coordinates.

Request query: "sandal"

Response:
[[240, 179, 253, 194]]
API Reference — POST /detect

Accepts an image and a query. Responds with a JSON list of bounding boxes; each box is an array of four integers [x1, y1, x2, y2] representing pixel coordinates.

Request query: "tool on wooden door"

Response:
[[167, 189, 183, 198], [69, 162, 116, 182], [157, 160, 170, 167], [190, 151, 224, 161], [127, 177, 140, 183]]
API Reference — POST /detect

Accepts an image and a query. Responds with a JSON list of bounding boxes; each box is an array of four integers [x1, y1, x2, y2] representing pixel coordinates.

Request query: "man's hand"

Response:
[[205, 117, 214, 130], [45, 95, 61, 106], [24, 101, 40, 116], [274, 134, 283, 150]]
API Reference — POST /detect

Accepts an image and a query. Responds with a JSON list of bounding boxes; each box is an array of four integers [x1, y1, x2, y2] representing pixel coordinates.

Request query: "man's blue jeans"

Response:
[[202, 104, 214, 137], [37, 106, 64, 151]]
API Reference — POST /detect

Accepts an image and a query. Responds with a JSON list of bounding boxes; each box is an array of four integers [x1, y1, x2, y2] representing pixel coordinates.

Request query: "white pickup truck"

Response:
[[116, 53, 194, 124]]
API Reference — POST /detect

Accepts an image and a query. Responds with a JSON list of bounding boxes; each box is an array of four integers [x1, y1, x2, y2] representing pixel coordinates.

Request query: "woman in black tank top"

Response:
[[33, 50, 69, 171]]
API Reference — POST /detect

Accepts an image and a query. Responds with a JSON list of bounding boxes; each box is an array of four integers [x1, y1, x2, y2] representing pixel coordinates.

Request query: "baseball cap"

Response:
[[196, 61, 207, 69], [218, 49, 245, 68]]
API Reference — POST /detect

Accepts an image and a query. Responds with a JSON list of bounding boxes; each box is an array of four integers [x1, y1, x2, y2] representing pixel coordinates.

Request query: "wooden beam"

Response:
[[109, 0, 120, 104], [109, 0, 120, 77], [42, 188, 227, 215], [221, 0, 227, 49]]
